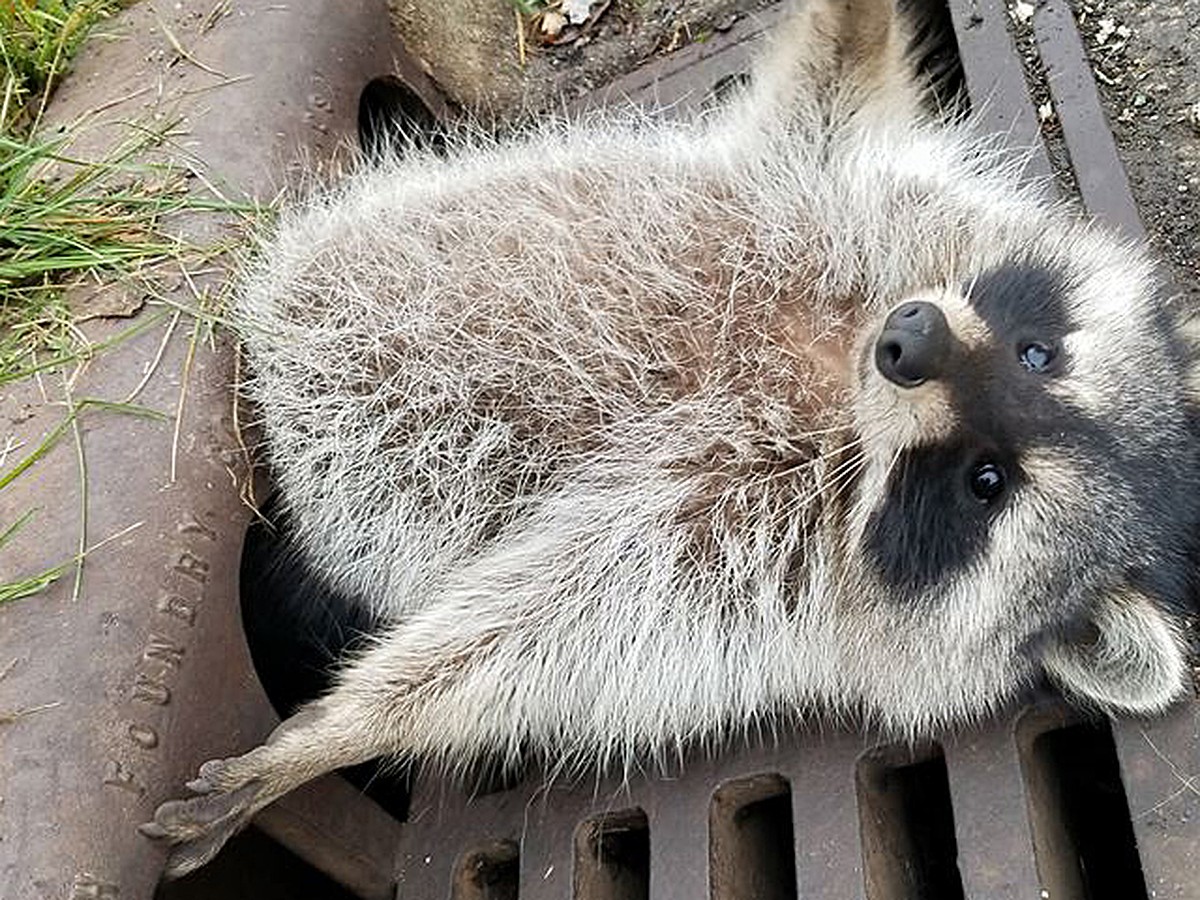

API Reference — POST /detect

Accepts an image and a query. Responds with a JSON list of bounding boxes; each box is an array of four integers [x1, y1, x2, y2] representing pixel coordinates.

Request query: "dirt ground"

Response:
[[388, 0, 1197, 300], [386, 0, 771, 111], [1070, 0, 1200, 303]]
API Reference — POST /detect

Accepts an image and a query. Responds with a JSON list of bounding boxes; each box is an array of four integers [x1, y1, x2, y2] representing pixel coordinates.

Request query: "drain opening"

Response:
[[1017, 714, 1149, 900], [239, 499, 412, 820], [358, 75, 444, 160], [856, 744, 965, 900], [574, 809, 650, 900], [709, 773, 798, 900], [154, 826, 359, 900], [452, 839, 520, 900]]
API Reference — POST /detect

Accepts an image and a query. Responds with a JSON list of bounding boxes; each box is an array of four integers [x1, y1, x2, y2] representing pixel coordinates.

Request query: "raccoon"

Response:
[[144, 0, 1200, 876]]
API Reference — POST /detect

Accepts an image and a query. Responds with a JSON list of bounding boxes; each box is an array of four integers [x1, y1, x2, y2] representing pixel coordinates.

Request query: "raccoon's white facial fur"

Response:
[[850, 251, 1198, 725], [145, 0, 1200, 877]]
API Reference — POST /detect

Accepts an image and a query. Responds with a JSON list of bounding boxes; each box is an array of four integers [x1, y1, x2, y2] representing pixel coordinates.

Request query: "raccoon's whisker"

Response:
[[801, 445, 865, 488], [783, 421, 858, 441], [811, 433, 863, 461], [831, 443, 907, 606], [820, 448, 868, 486], [882, 442, 905, 486], [781, 448, 868, 516], [762, 436, 864, 480], [814, 454, 868, 514], [963, 269, 981, 304]]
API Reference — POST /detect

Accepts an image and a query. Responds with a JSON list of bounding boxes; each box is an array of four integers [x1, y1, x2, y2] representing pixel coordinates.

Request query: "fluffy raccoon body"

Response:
[[145, 0, 1200, 876]]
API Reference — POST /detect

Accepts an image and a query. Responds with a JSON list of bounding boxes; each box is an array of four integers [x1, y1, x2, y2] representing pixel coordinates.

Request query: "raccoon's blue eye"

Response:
[[968, 461, 1006, 503], [1019, 341, 1056, 372]]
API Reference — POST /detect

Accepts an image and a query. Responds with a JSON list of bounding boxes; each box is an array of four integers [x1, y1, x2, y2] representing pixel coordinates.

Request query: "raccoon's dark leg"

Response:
[[142, 603, 514, 878]]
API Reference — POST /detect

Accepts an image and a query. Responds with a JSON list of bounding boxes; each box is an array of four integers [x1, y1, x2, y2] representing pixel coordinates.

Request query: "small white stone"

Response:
[[541, 10, 566, 36], [562, 0, 594, 25]]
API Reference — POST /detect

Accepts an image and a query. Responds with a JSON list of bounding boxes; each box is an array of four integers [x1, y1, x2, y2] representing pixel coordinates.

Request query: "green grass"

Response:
[[0, 123, 253, 603], [0, 124, 203, 603], [0, 126, 197, 382], [0, 3, 155, 387], [1, 0, 125, 135], [506, 0, 549, 15], [0, 2, 263, 603]]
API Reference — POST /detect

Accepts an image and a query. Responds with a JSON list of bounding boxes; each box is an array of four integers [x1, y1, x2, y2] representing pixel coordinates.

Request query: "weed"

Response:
[[0, 0, 126, 135], [0, 8, 262, 603]]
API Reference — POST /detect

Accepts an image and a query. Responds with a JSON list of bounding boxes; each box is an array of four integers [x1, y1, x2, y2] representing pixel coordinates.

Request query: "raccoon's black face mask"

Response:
[[852, 258, 1200, 719]]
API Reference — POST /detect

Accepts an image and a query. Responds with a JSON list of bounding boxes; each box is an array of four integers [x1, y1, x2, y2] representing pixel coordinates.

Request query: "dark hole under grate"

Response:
[[154, 826, 360, 900], [856, 745, 966, 900], [1018, 716, 1149, 900], [575, 809, 651, 900], [710, 774, 798, 900], [453, 839, 521, 900]]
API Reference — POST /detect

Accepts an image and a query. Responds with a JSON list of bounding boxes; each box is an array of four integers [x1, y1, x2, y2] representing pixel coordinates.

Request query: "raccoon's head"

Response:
[[844, 237, 1200, 728]]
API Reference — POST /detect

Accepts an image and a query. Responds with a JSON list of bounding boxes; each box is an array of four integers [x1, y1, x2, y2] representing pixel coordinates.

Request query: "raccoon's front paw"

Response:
[[140, 754, 268, 878]]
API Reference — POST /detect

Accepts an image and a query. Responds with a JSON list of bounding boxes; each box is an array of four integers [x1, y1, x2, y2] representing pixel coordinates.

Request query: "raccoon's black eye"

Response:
[[968, 461, 1006, 504], [1018, 341, 1056, 372]]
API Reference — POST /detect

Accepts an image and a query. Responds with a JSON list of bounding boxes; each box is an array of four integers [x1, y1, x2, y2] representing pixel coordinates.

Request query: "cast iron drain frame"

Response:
[[0, 1, 1195, 899]]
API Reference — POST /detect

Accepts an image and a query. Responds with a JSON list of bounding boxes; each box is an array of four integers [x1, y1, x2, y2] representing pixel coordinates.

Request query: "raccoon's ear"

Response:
[[745, 0, 920, 130], [1040, 591, 1190, 715]]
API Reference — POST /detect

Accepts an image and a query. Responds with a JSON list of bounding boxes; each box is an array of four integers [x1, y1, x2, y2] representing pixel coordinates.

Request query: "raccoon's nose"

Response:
[[875, 301, 951, 387]]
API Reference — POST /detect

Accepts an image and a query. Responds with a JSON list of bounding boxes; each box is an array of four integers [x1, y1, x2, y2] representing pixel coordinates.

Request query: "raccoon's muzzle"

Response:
[[875, 300, 951, 387]]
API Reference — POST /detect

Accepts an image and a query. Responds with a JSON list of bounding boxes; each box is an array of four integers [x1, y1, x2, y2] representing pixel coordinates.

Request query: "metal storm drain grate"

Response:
[[166, 1, 1195, 898], [390, 705, 1197, 899], [12, 0, 1190, 897]]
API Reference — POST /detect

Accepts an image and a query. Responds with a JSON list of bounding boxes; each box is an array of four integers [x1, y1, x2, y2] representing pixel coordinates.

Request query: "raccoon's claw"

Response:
[[141, 709, 342, 876], [185, 755, 246, 793], [184, 776, 215, 794], [140, 766, 264, 879]]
